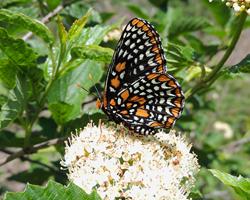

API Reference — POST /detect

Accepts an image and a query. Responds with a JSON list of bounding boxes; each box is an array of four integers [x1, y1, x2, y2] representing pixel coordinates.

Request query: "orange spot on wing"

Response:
[[174, 88, 182, 97], [126, 102, 132, 108], [155, 54, 162, 64], [115, 62, 126, 72], [147, 31, 153, 37], [150, 37, 156, 44], [152, 45, 159, 53], [121, 90, 129, 101], [150, 121, 162, 127], [157, 65, 163, 72], [111, 76, 120, 88], [135, 109, 149, 118], [137, 97, 146, 105], [171, 107, 181, 118], [168, 80, 177, 88], [130, 96, 146, 104], [174, 97, 183, 107], [165, 117, 175, 128], [158, 74, 170, 82], [137, 21, 144, 27], [147, 73, 159, 80], [110, 99, 116, 106], [130, 95, 140, 101], [132, 18, 139, 25], [142, 25, 149, 31], [120, 110, 128, 115]]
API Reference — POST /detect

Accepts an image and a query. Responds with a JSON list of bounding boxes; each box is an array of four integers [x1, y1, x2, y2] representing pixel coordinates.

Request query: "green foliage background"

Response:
[[0, 0, 250, 199]]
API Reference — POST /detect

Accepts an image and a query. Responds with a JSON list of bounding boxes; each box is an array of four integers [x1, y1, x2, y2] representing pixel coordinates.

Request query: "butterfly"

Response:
[[96, 18, 184, 135]]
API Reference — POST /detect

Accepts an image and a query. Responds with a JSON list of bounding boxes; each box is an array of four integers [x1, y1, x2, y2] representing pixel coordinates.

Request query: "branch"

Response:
[[220, 136, 250, 153], [0, 149, 59, 172], [22, 5, 63, 41], [0, 137, 66, 166]]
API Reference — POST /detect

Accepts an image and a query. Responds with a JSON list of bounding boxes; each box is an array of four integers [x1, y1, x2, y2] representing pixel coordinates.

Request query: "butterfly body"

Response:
[[97, 18, 185, 135]]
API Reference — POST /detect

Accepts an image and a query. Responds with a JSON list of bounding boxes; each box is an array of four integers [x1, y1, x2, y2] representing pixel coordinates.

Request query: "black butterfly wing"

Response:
[[113, 73, 185, 135], [103, 18, 167, 103]]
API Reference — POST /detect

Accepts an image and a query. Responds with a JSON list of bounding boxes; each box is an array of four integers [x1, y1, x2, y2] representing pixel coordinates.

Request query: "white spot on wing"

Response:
[[130, 43, 135, 49], [127, 54, 133, 60], [117, 98, 122, 105], [109, 87, 115, 92], [125, 40, 130, 46], [120, 71, 125, 79], [131, 26, 137, 32], [123, 50, 128, 58], [138, 29, 144, 35], [139, 45, 144, 50], [133, 49, 139, 54], [142, 34, 148, 40], [126, 24, 132, 31], [139, 54, 144, 60], [118, 49, 123, 57]]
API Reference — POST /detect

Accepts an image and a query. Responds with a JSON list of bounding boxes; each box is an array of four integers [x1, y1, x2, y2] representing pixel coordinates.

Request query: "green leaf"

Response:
[[48, 102, 78, 125], [201, 0, 231, 27], [4, 180, 102, 200], [0, 9, 54, 44], [125, 3, 149, 19], [47, 60, 104, 124], [0, 28, 38, 68], [168, 14, 210, 39], [0, 79, 25, 128], [37, 117, 58, 139], [8, 6, 39, 18], [228, 54, 250, 74], [0, 0, 31, 8], [0, 130, 24, 148], [8, 168, 52, 185], [71, 45, 113, 63], [62, 2, 101, 24], [188, 187, 203, 200], [56, 16, 67, 66], [57, 16, 67, 50], [79, 24, 119, 45], [68, 10, 91, 43], [210, 169, 250, 200], [0, 59, 17, 89], [165, 42, 196, 70], [148, 0, 168, 12], [45, 0, 61, 11]]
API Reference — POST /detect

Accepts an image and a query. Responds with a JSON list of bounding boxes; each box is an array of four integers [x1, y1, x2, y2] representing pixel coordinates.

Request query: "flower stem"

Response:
[[186, 12, 247, 99]]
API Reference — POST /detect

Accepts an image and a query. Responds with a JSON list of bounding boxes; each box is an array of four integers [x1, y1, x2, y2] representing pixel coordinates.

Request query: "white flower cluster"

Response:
[[61, 123, 200, 200], [209, 0, 250, 15]]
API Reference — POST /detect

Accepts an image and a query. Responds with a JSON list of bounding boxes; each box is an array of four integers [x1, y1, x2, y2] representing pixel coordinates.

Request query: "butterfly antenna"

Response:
[[88, 73, 102, 100], [76, 83, 99, 99]]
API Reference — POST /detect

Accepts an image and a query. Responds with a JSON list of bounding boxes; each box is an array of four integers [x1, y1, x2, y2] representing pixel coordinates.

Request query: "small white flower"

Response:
[[61, 123, 200, 200], [210, 0, 250, 14]]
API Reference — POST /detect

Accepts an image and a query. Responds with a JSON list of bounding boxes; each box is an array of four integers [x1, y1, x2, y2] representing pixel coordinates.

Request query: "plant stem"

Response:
[[0, 137, 66, 166], [205, 12, 247, 82], [23, 45, 58, 146], [186, 12, 247, 99]]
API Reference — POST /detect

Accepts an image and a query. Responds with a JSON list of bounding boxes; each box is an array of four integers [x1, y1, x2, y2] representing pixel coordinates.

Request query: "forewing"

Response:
[[104, 18, 167, 103], [114, 73, 184, 135]]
